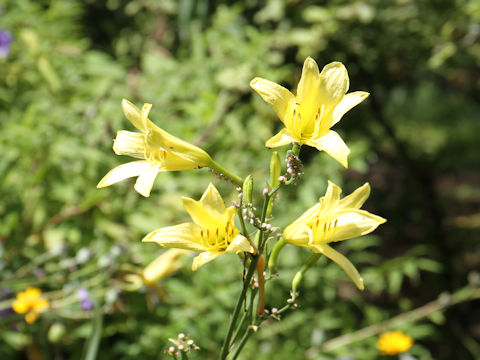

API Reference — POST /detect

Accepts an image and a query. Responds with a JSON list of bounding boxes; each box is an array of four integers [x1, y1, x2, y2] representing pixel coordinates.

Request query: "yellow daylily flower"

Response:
[[283, 181, 386, 290], [377, 331, 413, 355], [143, 183, 254, 270], [250, 57, 369, 167], [12, 287, 49, 324], [97, 99, 213, 197], [143, 249, 189, 285]]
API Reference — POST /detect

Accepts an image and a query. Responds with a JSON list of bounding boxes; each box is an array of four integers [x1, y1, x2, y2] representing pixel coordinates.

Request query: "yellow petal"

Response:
[[296, 57, 321, 130], [134, 165, 159, 197], [338, 182, 371, 210], [326, 209, 387, 243], [157, 154, 200, 171], [316, 244, 364, 290], [182, 197, 220, 229], [199, 183, 228, 220], [307, 130, 350, 168], [192, 251, 221, 271], [141, 103, 152, 130], [297, 57, 321, 102], [146, 125, 212, 167], [331, 91, 369, 127], [33, 298, 49, 312], [142, 223, 205, 252], [284, 223, 313, 246], [289, 203, 322, 226], [225, 234, 255, 254], [113, 131, 146, 159], [25, 312, 39, 324], [143, 249, 188, 284], [250, 77, 295, 125], [265, 128, 297, 148], [24, 287, 41, 298], [318, 62, 350, 110], [122, 99, 146, 132], [323, 180, 342, 209], [12, 299, 29, 314], [97, 161, 152, 188]]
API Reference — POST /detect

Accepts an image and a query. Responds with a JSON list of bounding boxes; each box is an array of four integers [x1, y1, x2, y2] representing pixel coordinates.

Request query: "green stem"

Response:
[[209, 161, 243, 187], [219, 191, 273, 359], [219, 253, 260, 359], [230, 328, 254, 360], [292, 143, 301, 156], [180, 351, 189, 360]]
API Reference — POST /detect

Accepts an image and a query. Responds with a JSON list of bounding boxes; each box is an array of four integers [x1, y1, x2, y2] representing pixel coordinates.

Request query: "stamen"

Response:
[[312, 105, 326, 138]]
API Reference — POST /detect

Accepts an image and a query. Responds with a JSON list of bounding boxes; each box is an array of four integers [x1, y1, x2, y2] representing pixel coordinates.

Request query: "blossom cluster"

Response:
[[98, 57, 385, 291]]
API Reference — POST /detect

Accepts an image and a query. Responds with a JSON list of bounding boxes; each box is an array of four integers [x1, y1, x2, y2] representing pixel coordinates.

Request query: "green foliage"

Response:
[[1, 0, 479, 359]]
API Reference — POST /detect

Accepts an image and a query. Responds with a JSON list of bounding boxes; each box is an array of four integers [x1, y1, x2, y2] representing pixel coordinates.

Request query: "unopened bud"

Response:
[[242, 175, 253, 205], [270, 151, 281, 188]]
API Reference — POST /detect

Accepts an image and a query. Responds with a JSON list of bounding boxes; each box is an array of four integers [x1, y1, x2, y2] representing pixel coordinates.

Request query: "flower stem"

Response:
[[230, 327, 254, 360], [209, 161, 243, 187], [218, 251, 260, 360], [292, 143, 301, 156], [219, 191, 273, 359]]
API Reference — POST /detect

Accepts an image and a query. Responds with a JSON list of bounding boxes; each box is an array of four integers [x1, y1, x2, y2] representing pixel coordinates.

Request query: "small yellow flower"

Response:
[[97, 99, 213, 197], [143, 183, 255, 270], [12, 287, 49, 324], [250, 57, 369, 167], [377, 331, 414, 355], [143, 249, 189, 285], [283, 181, 386, 290]]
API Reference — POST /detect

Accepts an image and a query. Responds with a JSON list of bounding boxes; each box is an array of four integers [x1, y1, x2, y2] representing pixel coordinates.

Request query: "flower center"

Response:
[[309, 216, 338, 243], [290, 104, 328, 140], [145, 146, 168, 164], [200, 220, 237, 251]]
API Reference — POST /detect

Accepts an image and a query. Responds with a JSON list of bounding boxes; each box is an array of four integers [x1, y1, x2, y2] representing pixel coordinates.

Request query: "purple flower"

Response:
[[77, 288, 94, 311], [77, 288, 89, 300], [0, 29, 12, 58], [80, 298, 94, 311]]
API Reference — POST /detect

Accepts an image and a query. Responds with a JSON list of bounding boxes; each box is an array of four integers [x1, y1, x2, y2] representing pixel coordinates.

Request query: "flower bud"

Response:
[[291, 253, 322, 297], [48, 322, 66, 343], [242, 175, 253, 205], [270, 151, 281, 188]]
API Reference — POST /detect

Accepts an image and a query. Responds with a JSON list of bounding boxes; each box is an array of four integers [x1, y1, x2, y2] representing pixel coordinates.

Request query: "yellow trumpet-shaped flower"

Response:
[[283, 181, 386, 290], [12, 287, 49, 324], [143, 183, 255, 270], [97, 99, 213, 197], [250, 57, 369, 167], [377, 331, 414, 355], [143, 249, 189, 285]]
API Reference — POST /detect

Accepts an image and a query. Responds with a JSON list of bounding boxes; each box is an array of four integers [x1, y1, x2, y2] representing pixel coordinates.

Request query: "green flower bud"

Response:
[[48, 322, 66, 343], [268, 237, 286, 273], [243, 175, 253, 205], [270, 151, 281, 188], [291, 253, 322, 298]]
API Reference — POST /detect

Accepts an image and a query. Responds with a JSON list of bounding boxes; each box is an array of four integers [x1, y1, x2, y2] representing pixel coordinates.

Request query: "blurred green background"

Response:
[[1, 0, 480, 359]]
